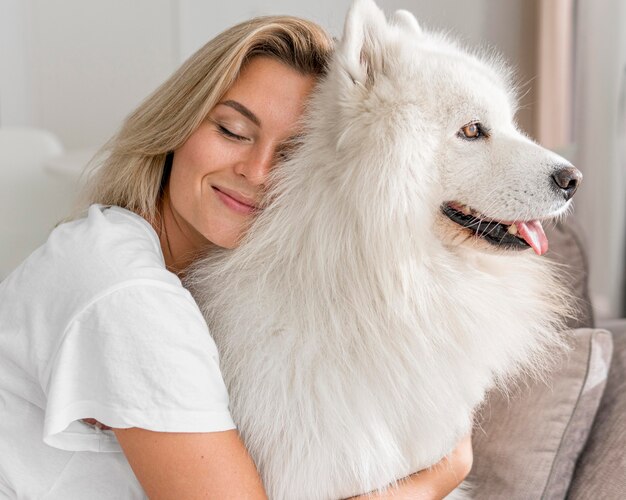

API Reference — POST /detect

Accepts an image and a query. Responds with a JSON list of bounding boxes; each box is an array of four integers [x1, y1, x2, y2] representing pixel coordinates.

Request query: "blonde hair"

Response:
[[77, 16, 333, 223]]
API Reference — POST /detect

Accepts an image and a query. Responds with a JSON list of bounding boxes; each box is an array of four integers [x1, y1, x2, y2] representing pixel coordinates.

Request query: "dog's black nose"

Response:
[[551, 166, 582, 200]]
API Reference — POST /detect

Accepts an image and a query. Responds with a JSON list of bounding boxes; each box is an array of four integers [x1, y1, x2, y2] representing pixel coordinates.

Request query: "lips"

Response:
[[213, 186, 260, 214]]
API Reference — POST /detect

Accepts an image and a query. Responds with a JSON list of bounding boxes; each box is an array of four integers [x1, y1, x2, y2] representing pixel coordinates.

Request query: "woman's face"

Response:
[[166, 56, 316, 250]]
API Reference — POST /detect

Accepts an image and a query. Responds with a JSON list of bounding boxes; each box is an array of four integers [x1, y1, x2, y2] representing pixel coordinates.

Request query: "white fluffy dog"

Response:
[[187, 1, 581, 498]]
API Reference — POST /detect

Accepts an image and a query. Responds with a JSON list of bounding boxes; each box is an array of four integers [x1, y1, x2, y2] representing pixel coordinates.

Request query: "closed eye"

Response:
[[216, 124, 250, 142]]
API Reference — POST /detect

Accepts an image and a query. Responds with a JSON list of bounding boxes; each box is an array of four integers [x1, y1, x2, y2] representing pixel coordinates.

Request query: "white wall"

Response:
[[0, 0, 37, 127], [0, 0, 180, 274], [573, 0, 626, 318], [1, 0, 178, 149]]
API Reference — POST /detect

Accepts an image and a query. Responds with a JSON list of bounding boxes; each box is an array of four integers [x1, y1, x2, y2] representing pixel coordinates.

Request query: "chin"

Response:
[[203, 224, 248, 251]]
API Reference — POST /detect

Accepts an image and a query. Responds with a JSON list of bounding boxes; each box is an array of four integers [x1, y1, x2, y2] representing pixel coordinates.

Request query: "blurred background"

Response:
[[0, 0, 624, 319]]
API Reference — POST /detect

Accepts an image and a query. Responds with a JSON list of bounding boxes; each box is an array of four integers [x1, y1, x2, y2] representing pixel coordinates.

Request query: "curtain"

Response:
[[537, 0, 626, 319], [537, 0, 575, 151]]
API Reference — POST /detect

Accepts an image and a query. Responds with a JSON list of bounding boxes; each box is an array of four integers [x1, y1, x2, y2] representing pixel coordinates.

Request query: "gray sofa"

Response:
[[466, 220, 626, 499]]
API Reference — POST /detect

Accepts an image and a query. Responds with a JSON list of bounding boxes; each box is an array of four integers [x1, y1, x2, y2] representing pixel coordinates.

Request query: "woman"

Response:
[[0, 14, 471, 499]]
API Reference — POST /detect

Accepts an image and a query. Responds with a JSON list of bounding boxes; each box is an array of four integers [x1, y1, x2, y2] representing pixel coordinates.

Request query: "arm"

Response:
[[114, 427, 268, 500], [350, 432, 473, 500]]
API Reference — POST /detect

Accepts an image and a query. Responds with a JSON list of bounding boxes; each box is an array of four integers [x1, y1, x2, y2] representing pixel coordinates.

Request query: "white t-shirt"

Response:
[[0, 204, 235, 499]]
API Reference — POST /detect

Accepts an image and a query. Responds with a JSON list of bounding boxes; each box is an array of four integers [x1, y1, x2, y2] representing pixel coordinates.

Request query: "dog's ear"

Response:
[[392, 9, 423, 36], [339, 0, 388, 86]]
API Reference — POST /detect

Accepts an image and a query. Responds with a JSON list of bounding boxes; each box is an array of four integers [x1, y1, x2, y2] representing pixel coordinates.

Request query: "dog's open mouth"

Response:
[[442, 202, 549, 255]]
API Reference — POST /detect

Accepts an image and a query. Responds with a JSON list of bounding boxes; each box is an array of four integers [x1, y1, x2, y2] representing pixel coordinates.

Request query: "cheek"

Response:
[[168, 161, 195, 210], [166, 146, 217, 240], [181, 135, 211, 167], [167, 144, 249, 249], [173, 121, 235, 181], [169, 133, 221, 206], [175, 135, 213, 181], [439, 144, 492, 198]]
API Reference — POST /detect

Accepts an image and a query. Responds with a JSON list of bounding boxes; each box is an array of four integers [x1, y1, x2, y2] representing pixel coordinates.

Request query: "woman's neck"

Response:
[[155, 192, 212, 277]]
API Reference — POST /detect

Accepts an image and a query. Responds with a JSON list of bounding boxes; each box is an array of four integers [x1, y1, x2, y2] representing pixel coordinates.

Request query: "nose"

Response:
[[551, 165, 582, 201], [235, 146, 274, 186]]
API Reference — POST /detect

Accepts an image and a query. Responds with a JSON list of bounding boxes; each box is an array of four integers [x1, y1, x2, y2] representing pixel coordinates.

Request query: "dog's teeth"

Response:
[[452, 203, 474, 217], [508, 223, 518, 235]]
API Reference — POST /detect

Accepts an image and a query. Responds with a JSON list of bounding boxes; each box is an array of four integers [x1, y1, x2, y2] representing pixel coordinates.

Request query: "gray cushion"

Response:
[[545, 220, 594, 329], [468, 328, 613, 499], [566, 320, 626, 499]]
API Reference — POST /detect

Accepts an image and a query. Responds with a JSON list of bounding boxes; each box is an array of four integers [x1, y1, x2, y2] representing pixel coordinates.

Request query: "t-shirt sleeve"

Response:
[[42, 281, 236, 452]]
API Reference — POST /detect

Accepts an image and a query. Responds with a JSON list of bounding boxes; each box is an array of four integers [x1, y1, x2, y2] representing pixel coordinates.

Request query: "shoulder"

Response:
[[50, 204, 186, 310], [51, 205, 164, 273], [0, 205, 209, 389], [1, 205, 184, 335], [43, 204, 176, 287]]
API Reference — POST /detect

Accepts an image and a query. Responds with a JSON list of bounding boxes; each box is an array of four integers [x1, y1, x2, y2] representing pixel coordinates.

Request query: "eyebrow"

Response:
[[219, 100, 260, 126]]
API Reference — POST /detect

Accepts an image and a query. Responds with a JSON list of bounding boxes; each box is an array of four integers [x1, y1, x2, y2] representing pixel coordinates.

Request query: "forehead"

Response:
[[219, 57, 316, 128], [394, 44, 515, 120]]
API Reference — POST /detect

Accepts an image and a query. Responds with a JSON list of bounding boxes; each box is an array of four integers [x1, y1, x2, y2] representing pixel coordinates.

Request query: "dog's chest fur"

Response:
[[192, 234, 565, 499]]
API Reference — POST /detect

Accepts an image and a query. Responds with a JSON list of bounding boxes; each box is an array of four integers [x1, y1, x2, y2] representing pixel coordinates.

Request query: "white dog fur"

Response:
[[186, 1, 577, 498]]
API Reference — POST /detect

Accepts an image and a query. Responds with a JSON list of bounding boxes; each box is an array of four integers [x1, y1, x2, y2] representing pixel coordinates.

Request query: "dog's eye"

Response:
[[463, 123, 480, 138], [458, 122, 487, 140]]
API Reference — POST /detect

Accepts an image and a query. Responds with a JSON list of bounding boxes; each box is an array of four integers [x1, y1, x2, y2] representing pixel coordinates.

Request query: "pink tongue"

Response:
[[516, 220, 548, 256]]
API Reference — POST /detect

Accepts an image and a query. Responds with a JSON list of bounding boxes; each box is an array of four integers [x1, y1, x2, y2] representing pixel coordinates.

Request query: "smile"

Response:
[[441, 202, 549, 255], [213, 186, 259, 215]]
